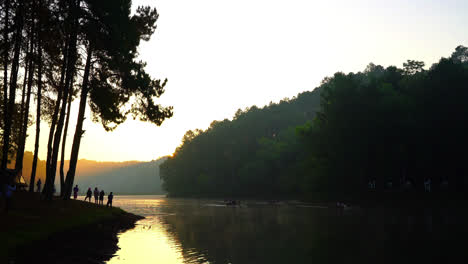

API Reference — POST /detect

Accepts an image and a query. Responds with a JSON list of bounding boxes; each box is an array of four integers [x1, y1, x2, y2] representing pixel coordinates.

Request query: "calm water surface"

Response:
[[105, 195, 465, 264]]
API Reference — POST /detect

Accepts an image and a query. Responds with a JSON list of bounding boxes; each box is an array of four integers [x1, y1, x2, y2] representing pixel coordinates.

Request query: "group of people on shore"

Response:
[[72, 185, 114, 207]]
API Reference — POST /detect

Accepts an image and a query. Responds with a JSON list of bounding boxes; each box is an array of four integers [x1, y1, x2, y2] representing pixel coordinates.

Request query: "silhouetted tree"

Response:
[[62, 0, 173, 200]]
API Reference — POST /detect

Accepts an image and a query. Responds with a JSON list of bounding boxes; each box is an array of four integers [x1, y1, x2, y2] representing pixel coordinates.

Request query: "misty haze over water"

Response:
[[105, 196, 463, 264]]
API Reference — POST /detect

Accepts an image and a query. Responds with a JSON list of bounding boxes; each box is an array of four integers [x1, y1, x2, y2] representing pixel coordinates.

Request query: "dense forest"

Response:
[[160, 46, 468, 200], [160, 89, 321, 198]]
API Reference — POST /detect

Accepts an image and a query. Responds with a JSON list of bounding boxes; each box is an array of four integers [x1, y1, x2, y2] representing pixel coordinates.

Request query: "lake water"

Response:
[[105, 195, 465, 264]]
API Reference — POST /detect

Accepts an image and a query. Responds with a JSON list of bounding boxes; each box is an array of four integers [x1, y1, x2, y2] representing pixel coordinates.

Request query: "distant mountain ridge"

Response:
[[17, 152, 165, 195], [74, 157, 167, 195], [61, 159, 142, 178]]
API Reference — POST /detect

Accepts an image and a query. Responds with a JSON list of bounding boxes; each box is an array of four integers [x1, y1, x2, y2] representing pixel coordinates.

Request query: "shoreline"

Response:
[[11, 210, 144, 264], [1, 192, 143, 264]]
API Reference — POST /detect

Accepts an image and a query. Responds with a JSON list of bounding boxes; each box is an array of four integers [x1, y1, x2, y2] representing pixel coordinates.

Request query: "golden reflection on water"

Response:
[[107, 197, 187, 264], [107, 217, 185, 263], [99, 195, 461, 264]]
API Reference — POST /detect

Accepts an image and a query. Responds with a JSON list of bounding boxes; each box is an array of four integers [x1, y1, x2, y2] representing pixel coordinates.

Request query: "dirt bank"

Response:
[[0, 192, 143, 264]]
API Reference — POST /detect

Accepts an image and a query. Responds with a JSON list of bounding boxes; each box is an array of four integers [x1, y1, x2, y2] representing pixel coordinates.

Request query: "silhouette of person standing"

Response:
[[73, 185, 79, 200], [36, 179, 41, 192], [5, 182, 16, 212], [93, 187, 99, 204], [99, 190, 105, 205], [106, 192, 114, 207], [85, 188, 92, 202]]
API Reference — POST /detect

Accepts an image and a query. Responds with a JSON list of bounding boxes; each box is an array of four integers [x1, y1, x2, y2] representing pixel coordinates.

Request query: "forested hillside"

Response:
[[161, 46, 468, 200], [160, 89, 321, 197]]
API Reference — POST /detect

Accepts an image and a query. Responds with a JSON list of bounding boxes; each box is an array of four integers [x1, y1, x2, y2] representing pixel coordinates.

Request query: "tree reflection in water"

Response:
[[109, 196, 467, 264]]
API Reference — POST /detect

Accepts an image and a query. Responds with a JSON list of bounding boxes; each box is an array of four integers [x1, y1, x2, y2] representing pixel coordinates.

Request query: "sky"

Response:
[[25, 0, 468, 162]]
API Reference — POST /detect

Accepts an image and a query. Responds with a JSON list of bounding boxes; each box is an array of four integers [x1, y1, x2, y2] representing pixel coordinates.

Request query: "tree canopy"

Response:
[[0, 0, 172, 199], [161, 46, 468, 200]]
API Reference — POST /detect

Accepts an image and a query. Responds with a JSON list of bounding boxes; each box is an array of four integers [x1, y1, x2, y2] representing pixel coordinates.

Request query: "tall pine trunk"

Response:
[[59, 78, 73, 196], [2, 3, 24, 171], [63, 46, 92, 200], [1, 0, 11, 170], [16, 4, 36, 174], [43, 39, 67, 194], [44, 0, 80, 199], [15, 52, 35, 174], [30, 0, 43, 192], [17, 49, 29, 153]]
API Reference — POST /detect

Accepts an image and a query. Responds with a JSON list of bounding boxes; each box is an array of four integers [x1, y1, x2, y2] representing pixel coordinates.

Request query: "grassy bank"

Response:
[[0, 191, 140, 261]]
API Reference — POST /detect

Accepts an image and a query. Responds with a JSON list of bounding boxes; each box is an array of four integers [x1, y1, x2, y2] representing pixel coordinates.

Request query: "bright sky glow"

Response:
[[25, 0, 468, 162]]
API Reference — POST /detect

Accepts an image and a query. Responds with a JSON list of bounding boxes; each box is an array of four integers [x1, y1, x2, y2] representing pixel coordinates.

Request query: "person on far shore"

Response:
[[73, 185, 79, 200], [85, 187, 92, 202], [99, 190, 105, 205], [93, 187, 99, 204], [36, 179, 42, 193], [106, 192, 114, 207]]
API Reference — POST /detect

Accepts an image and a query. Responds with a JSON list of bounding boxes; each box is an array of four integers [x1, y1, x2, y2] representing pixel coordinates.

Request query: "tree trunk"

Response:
[[60, 77, 74, 196], [15, 50, 35, 175], [45, 58, 74, 200], [19, 48, 29, 129], [43, 39, 67, 194], [16, 4, 36, 175], [17, 49, 29, 155], [1, 0, 11, 169], [2, 3, 24, 171], [44, 0, 80, 199], [63, 46, 92, 200], [30, 0, 43, 192]]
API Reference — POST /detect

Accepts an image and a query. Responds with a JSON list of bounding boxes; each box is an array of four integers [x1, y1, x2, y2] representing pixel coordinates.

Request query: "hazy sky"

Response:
[[25, 0, 468, 162]]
